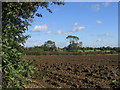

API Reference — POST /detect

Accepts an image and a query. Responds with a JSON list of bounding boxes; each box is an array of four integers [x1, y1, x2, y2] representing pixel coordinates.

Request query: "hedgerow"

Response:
[[2, 2, 64, 88]]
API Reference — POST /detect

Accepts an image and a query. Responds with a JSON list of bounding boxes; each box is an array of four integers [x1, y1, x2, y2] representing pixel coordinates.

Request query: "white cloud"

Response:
[[104, 33, 112, 36], [91, 3, 110, 12], [73, 22, 79, 26], [72, 26, 85, 32], [56, 30, 64, 34], [55, 22, 85, 35], [102, 2, 110, 7], [25, 39, 43, 47], [46, 31, 52, 34], [31, 24, 48, 32], [96, 20, 103, 24], [91, 5, 101, 11], [56, 30, 71, 35], [64, 31, 71, 35], [98, 32, 112, 37], [72, 22, 85, 32], [96, 39, 102, 42]]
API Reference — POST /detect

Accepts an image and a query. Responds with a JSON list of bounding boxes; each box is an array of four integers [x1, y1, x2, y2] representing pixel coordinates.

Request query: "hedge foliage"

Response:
[[2, 2, 63, 88]]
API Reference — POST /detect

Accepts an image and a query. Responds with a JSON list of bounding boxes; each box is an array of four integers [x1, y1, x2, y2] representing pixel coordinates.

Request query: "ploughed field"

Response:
[[24, 54, 120, 88]]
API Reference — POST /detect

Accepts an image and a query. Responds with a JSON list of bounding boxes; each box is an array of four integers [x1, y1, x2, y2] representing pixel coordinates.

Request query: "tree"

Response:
[[66, 35, 81, 52], [66, 35, 79, 44], [67, 42, 79, 52], [2, 1, 64, 88], [78, 41, 83, 47], [43, 40, 56, 51]]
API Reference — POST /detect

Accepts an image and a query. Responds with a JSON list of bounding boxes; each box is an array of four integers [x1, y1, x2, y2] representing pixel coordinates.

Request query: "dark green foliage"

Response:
[[24, 46, 119, 55], [66, 35, 79, 44], [66, 35, 82, 52], [2, 2, 64, 88], [66, 42, 79, 52], [43, 40, 57, 51]]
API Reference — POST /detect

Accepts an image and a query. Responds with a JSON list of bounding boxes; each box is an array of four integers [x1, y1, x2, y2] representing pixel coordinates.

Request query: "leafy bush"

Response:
[[2, 2, 64, 88]]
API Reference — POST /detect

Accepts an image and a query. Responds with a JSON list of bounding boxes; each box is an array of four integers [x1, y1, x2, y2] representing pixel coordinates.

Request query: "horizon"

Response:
[[24, 2, 118, 48]]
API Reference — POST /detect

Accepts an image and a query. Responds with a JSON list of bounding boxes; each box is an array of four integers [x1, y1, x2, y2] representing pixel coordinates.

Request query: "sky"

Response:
[[24, 2, 118, 48]]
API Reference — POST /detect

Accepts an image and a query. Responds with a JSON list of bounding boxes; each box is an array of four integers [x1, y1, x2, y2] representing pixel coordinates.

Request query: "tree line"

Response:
[[25, 35, 120, 53], [25, 35, 82, 52]]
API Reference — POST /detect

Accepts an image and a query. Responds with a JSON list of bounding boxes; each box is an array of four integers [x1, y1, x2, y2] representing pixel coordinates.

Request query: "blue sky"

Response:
[[24, 2, 118, 48]]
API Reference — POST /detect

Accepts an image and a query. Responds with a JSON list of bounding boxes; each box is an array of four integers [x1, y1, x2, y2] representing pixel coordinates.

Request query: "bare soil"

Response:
[[24, 54, 120, 88]]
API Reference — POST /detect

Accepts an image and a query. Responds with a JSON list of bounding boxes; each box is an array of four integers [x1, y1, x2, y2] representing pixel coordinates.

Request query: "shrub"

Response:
[[2, 2, 64, 88]]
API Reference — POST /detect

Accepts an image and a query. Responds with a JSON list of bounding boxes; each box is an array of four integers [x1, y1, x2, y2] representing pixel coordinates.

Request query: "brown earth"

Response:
[[24, 54, 120, 88]]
